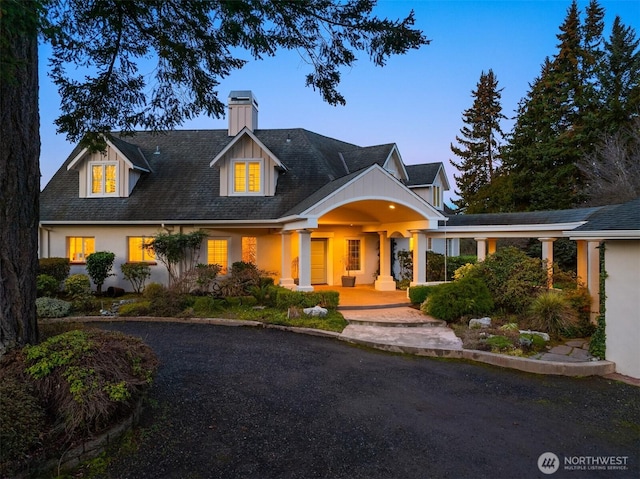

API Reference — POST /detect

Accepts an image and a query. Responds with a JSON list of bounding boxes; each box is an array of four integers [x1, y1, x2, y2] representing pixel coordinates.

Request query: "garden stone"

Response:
[[303, 305, 328, 317], [469, 317, 492, 329]]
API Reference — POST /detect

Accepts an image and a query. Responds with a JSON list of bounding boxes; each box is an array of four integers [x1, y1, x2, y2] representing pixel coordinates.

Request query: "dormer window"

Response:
[[90, 162, 118, 196], [233, 159, 262, 194]]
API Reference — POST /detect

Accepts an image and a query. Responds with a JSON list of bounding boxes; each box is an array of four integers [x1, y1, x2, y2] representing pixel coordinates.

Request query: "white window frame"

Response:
[[68, 236, 95, 264], [89, 161, 119, 197], [231, 158, 264, 195], [345, 238, 363, 273]]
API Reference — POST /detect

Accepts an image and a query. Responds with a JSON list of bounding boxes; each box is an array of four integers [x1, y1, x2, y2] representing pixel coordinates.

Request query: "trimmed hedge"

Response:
[[38, 257, 70, 283]]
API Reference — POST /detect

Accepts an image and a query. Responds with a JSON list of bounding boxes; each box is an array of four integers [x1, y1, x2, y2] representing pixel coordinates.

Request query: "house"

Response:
[[39, 90, 449, 292]]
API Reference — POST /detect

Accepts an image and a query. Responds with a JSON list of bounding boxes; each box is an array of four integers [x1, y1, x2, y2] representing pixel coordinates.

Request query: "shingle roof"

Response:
[[444, 206, 605, 227], [405, 163, 441, 186], [40, 128, 391, 223], [573, 197, 640, 232]]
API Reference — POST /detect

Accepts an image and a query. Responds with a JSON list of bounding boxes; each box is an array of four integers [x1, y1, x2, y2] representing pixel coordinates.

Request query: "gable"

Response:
[[210, 128, 285, 196], [66, 140, 150, 198]]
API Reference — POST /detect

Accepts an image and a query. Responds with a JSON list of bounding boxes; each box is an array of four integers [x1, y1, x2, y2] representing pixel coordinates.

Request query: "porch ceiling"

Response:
[[318, 200, 422, 225]]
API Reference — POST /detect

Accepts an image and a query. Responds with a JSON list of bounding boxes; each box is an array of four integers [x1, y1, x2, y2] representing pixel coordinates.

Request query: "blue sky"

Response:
[[38, 0, 639, 203]]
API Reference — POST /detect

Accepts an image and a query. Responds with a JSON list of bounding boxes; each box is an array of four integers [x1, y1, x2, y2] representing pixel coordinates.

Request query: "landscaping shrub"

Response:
[[446, 255, 477, 280], [485, 335, 514, 352], [86, 251, 116, 295], [37, 273, 60, 297], [118, 301, 152, 317], [142, 282, 187, 316], [121, 262, 151, 294], [426, 251, 445, 281], [23, 329, 158, 436], [472, 246, 547, 313], [192, 296, 225, 315], [528, 290, 579, 338], [36, 297, 72, 318], [275, 289, 339, 310], [408, 285, 437, 305], [423, 277, 493, 323], [38, 257, 70, 283], [64, 274, 94, 313]]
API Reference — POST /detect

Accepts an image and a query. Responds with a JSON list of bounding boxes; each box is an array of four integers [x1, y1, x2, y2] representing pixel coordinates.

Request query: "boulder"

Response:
[[519, 330, 550, 342], [303, 305, 328, 317], [469, 317, 492, 329]]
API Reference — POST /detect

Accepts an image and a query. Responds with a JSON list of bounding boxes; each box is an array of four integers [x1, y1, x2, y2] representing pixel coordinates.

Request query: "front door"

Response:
[[310, 239, 327, 284]]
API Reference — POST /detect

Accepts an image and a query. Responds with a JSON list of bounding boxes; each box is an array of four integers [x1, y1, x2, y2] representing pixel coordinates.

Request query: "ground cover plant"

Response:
[[0, 325, 158, 477]]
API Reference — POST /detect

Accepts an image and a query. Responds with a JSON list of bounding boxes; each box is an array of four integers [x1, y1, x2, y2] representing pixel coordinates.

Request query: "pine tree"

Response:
[[598, 16, 640, 135], [450, 70, 506, 212], [501, 1, 589, 211]]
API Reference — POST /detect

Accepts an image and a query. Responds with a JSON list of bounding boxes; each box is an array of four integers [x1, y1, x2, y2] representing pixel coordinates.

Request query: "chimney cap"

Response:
[[228, 90, 258, 107]]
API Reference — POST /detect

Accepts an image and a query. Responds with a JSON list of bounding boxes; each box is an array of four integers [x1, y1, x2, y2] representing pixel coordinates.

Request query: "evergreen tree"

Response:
[[450, 70, 506, 212], [501, 1, 591, 211], [598, 16, 640, 135]]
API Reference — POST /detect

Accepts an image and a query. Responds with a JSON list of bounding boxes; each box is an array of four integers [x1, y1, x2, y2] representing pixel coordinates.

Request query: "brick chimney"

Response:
[[228, 90, 258, 136]]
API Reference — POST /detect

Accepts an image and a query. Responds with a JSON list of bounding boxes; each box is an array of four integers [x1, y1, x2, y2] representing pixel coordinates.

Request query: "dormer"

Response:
[[381, 144, 409, 181], [210, 127, 286, 197], [67, 137, 151, 198], [405, 163, 450, 211]]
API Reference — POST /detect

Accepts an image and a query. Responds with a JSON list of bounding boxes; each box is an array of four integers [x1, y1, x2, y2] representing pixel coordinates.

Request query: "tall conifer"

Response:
[[450, 70, 506, 212]]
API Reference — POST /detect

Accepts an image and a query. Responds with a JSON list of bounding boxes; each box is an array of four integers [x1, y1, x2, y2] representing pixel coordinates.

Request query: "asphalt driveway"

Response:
[[93, 321, 639, 479]]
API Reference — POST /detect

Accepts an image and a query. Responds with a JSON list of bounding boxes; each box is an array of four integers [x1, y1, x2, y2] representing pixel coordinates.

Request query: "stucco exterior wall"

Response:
[[604, 240, 640, 379]]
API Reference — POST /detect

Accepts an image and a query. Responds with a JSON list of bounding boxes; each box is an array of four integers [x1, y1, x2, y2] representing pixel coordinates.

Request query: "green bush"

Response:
[[36, 297, 72, 318], [408, 285, 437, 305], [38, 257, 70, 283], [426, 251, 445, 281], [423, 277, 494, 323], [143, 282, 166, 299], [121, 262, 151, 294], [86, 251, 116, 295], [65, 273, 92, 298], [37, 274, 60, 298], [24, 329, 158, 436], [472, 247, 547, 313], [275, 289, 339, 310], [118, 301, 152, 316], [192, 296, 225, 315], [528, 290, 579, 338], [141, 282, 187, 316], [446, 255, 477, 280]]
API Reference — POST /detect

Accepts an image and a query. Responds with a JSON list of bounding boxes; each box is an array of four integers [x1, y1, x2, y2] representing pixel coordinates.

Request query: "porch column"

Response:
[[576, 240, 588, 287], [487, 238, 497, 256], [410, 231, 427, 286], [587, 240, 601, 323], [539, 237, 556, 288], [475, 238, 487, 262], [296, 229, 313, 292], [375, 231, 396, 291], [279, 231, 296, 290]]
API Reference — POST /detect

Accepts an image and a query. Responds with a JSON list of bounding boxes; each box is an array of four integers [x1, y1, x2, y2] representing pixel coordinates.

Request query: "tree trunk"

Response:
[[0, 3, 40, 354]]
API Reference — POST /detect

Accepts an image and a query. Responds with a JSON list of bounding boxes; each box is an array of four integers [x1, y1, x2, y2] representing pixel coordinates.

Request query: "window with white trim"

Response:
[[90, 162, 118, 196], [68, 237, 95, 263], [233, 159, 262, 194], [128, 237, 156, 262], [432, 185, 441, 208], [207, 239, 229, 274], [345, 239, 361, 272]]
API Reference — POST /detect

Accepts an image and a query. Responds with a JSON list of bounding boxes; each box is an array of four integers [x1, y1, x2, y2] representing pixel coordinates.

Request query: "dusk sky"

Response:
[[38, 0, 639, 203]]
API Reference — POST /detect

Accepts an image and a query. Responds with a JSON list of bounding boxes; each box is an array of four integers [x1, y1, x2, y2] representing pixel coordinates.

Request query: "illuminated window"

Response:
[[242, 236, 257, 264], [207, 239, 228, 274], [68, 237, 95, 263], [233, 160, 262, 193], [346, 239, 361, 271], [91, 162, 117, 195], [128, 237, 155, 262]]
